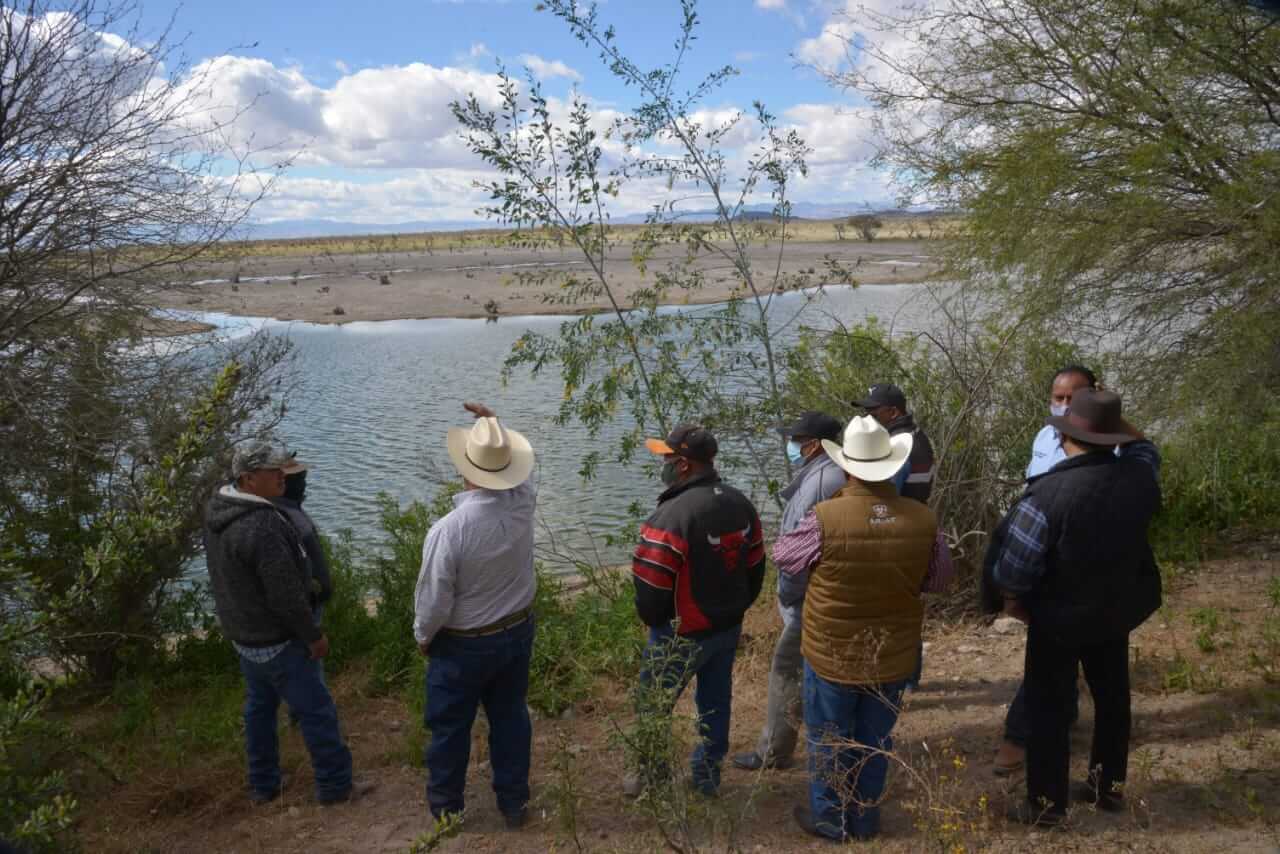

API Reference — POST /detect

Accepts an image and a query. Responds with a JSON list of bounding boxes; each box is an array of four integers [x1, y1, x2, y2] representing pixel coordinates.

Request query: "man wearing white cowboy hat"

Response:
[[413, 402, 538, 830], [775, 416, 944, 842]]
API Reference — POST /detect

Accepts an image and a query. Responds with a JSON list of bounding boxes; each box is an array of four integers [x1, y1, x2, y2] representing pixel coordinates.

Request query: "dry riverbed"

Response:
[[151, 238, 943, 324]]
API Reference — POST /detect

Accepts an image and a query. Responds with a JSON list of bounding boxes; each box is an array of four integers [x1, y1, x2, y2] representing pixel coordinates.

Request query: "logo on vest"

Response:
[[869, 503, 897, 526]]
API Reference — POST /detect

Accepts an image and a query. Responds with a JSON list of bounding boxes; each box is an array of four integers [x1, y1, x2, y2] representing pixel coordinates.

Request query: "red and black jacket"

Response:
[[632, 471, 766, 636]]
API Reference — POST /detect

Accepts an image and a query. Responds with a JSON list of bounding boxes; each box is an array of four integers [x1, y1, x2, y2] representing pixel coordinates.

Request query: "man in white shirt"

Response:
[[413, 402, 537, 830]]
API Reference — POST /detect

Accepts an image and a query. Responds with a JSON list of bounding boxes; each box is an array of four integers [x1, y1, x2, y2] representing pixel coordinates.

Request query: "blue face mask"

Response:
[[786, 440, 805, 465]]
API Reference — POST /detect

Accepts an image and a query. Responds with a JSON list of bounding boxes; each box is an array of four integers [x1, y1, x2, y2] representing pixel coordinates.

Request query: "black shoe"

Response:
[[319, 778, 377, 806], [731, 751, 795, 771], [792, 805, 846, 843], [1072, 780, 1124, 812], [1007, 799, 1065, 828], [249, 787, 281, 806], [503, 809, 528, 830]]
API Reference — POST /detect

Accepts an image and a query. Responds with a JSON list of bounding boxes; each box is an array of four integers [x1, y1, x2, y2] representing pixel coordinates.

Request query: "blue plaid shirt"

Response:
[[993, 440, 1160, 593]]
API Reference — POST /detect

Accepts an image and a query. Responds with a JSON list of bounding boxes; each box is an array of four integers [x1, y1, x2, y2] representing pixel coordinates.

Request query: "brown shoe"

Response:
[[993, 741, 1026, 777]]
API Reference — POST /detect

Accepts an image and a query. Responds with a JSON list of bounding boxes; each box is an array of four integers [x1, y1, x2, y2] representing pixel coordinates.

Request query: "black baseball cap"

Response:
[[776, 411, 843, 442], [645, 423, 718, 463], [853, 383, 907, 411]]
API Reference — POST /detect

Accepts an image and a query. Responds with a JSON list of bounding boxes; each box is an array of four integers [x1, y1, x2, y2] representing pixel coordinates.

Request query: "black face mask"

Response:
[[660, 459, 682, 486], [283, 471, 308, 502]]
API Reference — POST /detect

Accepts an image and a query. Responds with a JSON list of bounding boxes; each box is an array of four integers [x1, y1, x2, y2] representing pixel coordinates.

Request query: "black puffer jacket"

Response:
[[204, 485, 322, 647]]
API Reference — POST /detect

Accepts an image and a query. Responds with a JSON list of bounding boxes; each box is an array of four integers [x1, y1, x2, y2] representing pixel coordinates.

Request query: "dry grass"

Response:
[[67, 553, 1280, 853]]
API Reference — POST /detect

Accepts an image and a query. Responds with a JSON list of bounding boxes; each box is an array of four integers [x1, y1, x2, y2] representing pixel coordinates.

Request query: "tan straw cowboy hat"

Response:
[[822, 415, 913, 482], [446, 417, 534, 490]]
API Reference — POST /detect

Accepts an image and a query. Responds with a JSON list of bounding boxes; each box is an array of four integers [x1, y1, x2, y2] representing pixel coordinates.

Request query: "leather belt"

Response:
[[442, 607, 533, 638]]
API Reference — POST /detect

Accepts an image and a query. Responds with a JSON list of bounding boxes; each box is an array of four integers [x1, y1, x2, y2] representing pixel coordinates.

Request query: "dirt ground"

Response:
[[151, 238, 941, 324], [78, 550, 1280, 853]]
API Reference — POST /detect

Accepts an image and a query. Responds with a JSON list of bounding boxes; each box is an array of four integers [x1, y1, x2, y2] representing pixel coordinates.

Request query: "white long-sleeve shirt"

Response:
[[412, 479, 537, 646]]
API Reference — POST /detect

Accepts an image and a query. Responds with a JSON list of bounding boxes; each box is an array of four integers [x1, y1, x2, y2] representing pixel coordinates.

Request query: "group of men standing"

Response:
[[202, 368, 1162, 841]]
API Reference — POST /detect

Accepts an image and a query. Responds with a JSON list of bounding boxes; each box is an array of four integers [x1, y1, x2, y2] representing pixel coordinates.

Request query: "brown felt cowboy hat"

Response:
[[1044, 388, 1135, 446]]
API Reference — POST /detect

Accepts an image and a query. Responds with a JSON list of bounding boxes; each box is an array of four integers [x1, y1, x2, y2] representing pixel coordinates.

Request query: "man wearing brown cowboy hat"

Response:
[[990, 389, 1162, 826], [413, 402, 538, 829]]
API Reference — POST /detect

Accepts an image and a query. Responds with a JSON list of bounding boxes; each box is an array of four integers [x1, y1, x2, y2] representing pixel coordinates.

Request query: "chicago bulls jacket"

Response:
[[631, 470, 766, 636]]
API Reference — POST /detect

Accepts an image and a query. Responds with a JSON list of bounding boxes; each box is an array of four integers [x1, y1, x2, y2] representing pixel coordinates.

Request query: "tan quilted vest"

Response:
[[802, 479, 937, 685]]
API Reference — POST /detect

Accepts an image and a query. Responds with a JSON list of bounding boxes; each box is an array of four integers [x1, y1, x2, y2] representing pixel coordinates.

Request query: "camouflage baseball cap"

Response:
[[231, 441, 308, 478]]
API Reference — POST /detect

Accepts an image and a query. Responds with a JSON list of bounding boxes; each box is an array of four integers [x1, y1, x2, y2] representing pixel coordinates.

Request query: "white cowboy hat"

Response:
[[446, 417, 535, 490], [821, 415, 913, 482]]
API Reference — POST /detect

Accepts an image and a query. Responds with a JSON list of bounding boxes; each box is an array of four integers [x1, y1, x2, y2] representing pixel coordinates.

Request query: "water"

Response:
[[190, 283, 940, 571]]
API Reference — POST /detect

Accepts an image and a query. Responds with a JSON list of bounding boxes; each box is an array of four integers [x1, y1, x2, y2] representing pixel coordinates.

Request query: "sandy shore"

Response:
[[151, 238, 943, 324]]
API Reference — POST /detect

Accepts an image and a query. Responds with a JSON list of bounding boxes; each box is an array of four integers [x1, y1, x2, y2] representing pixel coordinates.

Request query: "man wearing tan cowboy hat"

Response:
[[627, 424, 765, 798], [204, 440, 369, 806], [775, 416, 945, 842], [990, 389, 1161, 827], [413, 402, 537, 830]]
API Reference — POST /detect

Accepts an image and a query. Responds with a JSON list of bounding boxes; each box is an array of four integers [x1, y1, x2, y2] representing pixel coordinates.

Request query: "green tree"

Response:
[[825, 0, 1280, 414], [453, 0, 854, 498]]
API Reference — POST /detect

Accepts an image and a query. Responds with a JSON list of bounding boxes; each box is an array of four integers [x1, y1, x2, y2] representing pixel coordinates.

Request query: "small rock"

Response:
[[921, 642, 933, 652], [956, 644, 980, 654], [389, 720, 403, 732], [560, 706, 576, 720], [288, 806, 301, 818], [991, 616, 1025, 635], [332, 306, 346, 315]]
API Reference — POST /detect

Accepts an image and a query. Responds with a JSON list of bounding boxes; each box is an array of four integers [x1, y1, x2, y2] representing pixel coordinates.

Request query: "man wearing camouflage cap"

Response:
[[204, 441, 371, 806]]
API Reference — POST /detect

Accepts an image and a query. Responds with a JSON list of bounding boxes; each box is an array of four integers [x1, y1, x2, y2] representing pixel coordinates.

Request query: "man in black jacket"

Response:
[[628, 425, 765, 797], [855, 383, 935, 504], [205, 442, 368, 806], [990, 390, 1162, 826]]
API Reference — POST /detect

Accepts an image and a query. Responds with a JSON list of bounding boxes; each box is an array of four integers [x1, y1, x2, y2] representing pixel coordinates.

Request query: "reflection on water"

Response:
[[192, 284, 939, 572]]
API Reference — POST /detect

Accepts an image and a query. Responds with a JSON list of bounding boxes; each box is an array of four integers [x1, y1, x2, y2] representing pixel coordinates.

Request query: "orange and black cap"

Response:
[[644, 424, 718, 463]]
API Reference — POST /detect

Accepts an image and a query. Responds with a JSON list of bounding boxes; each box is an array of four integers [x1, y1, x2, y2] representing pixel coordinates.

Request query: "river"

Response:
[[189, 283, 940, 571]]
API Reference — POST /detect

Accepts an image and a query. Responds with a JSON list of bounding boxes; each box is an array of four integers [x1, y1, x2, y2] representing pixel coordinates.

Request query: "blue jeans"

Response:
[[424, 617, 535, 818], [239, 641, 352, 802], [637, 623, 741, 794], [803, 663, 907, 840]]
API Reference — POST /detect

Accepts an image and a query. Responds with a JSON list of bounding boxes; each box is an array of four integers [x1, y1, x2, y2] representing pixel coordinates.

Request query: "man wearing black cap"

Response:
[[628, 424, 766, 797], [854, 383, 935, 504], [732, 411, 845, 772], [990, 389, 1162, 826]]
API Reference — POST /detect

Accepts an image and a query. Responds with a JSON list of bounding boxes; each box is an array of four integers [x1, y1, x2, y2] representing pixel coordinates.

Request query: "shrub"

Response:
[[0, 682, 76, 853]]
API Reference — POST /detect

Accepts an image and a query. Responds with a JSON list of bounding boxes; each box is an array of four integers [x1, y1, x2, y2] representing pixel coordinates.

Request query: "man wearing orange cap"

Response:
[[627, 424, 765, 797]]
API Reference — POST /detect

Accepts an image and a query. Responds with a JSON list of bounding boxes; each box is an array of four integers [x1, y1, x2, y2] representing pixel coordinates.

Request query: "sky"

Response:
[[123, 0, 897, 225]]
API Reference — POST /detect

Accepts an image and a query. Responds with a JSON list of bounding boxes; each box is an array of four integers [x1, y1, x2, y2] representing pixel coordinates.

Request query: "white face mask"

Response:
[[1050, 403, 1069, 418]]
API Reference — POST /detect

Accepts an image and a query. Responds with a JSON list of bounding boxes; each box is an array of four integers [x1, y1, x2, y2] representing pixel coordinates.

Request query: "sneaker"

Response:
[[503, 809, 528, 830], [993, 740, 1026, 777], [1072, 780, 1124, 812], [320, 778, 377, 806], [730, 751, 795, 771], [1006, 798, 1065, 828], [249, 773, 290, 805]]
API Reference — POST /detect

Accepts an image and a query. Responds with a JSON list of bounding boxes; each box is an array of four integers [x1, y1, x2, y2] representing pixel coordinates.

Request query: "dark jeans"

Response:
[[239, 641, 353, 802], [637, 622, 741, 794], [1005, 670, 1079, 747], [803, 663, 908, 841], [1024, 624, 1130, 813], [424, 617, 535, 819]]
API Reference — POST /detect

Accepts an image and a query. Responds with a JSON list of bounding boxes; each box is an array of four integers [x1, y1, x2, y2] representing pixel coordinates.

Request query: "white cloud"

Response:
[[797, 0, 924, 81], [517, 53, 583, 82], [756, 0, 787, 8], [333, 59, 349, 74], [179, 56, 507, 169]]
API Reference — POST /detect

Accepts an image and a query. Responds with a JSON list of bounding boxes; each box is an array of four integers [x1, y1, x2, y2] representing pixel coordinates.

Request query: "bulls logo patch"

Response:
[[707, 525, 752, 572]]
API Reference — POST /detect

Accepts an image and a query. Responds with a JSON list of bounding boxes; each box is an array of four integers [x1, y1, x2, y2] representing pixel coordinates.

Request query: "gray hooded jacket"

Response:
[[204, 485, 322, 647]]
